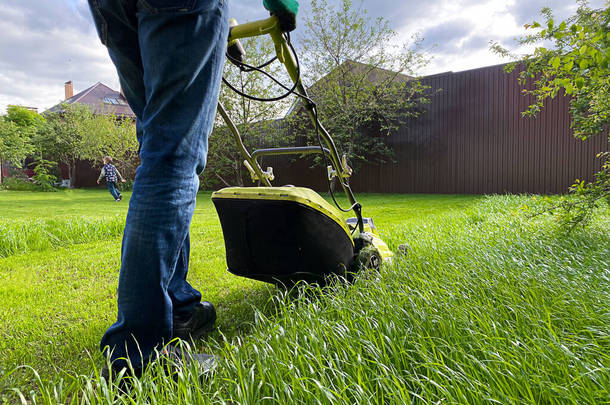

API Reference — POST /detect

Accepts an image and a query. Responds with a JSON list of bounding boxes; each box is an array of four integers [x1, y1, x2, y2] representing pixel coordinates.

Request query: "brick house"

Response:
[[45, 81, 136, 187], [47, 81, 135, 118]]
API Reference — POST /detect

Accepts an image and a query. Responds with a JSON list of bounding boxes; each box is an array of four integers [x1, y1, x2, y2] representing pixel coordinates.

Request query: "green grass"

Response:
[[0, 189, 608, 404]]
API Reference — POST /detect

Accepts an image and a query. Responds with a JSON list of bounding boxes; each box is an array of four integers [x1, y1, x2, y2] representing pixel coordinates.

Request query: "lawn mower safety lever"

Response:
[[227, 19, 246, 68]]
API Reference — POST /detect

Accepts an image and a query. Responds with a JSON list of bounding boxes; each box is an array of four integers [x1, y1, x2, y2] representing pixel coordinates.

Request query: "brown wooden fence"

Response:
[[267, 63, 608, 194]]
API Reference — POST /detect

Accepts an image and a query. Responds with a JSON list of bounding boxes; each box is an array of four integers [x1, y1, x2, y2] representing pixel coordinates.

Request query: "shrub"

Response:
[[31, 159, 58, 192], [119, 178, 134, 191], [0, 178, 40, 191], [0, 160, 59, 192]]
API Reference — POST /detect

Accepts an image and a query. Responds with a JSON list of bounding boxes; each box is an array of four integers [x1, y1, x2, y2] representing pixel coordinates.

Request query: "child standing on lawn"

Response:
[[97, 156, 126, 202]]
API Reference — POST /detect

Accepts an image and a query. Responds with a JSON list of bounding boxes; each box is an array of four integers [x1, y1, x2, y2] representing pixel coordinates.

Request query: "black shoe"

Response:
[[117, 194, 122, 201], [173, 301, 216, 341]]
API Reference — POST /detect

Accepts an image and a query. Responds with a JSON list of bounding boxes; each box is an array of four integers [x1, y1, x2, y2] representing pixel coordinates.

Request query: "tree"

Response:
[[0, 120, 34, 182], [5, 105, 45, 128], [492, 1, 609, 227], [493, 1, 609, 139], [0, 106, 42, 183], [38, 103, 137, 187], [204, 35, 293, 188], [31, 158, 58, 191], [79, 110, 138, 166], [294, 0, 430, 170]]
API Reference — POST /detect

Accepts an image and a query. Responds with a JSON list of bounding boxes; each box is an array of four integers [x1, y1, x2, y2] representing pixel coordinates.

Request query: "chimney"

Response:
[[65, 81, 74, 99]]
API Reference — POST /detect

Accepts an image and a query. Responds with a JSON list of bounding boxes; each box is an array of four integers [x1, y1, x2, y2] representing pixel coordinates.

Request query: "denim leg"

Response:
[[107, 181, 120, 200], [169, 233, 202, 321], [88, 0, 146, 118], [89, 0, 228, 369]]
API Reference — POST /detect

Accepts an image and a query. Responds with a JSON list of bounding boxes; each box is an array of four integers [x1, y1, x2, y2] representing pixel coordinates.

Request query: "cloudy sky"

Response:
[[0, 0, 605, 113]]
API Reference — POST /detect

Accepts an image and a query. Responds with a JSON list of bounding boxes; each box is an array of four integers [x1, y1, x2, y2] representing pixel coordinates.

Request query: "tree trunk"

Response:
[[236, 163, 243, 187], [69, 162, 77, 188], [0, 159, 3, 184]]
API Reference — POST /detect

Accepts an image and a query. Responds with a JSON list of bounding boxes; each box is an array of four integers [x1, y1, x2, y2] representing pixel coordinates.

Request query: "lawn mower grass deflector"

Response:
[[212, 187, 355, 285], [212, 15, 393, 285]]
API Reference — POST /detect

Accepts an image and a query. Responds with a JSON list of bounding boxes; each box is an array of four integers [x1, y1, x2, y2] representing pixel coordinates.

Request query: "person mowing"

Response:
[[97, 156, 126, 201], [87, 0, 299, 378]]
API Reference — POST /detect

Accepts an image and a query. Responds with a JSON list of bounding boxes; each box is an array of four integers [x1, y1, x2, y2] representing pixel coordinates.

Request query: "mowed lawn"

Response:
[[0, 189, 608, 403]]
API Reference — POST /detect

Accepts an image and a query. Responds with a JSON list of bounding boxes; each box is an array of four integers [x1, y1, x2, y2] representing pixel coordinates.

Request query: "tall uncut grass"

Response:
[[0, 216, 125, 258], [7, 195, 608, 404]]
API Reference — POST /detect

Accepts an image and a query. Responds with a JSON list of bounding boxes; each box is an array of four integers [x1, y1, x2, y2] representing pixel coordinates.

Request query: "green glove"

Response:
[[263, 0, 299, 32]]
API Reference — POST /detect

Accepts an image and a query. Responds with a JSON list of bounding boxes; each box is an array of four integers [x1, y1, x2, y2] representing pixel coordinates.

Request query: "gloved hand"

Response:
[[263, 0, 299, 32]]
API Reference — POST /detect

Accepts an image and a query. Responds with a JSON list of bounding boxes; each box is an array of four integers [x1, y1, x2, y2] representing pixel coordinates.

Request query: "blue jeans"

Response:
[[88, 0, 228, 369], [107, 181, 121, 200]]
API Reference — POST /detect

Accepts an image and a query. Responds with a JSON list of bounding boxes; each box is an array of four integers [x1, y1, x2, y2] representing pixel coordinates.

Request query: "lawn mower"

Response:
[[212, 15, 393, 286]]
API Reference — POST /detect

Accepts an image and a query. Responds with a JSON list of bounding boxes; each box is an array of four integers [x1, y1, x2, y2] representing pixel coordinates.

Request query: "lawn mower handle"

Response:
[[221, 16, 364, 233]]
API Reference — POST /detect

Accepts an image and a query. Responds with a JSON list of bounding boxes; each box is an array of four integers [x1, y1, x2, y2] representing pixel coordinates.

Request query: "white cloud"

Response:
[[0, 0, 607, 113], [0, 0, 119, 113], [399, 0, 607, 75]]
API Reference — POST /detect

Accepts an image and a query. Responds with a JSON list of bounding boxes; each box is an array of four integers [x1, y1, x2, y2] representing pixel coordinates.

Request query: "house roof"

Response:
[[45, 82, 136, 118], [308, 60, 413, 93], [285, 60, 414, 117]]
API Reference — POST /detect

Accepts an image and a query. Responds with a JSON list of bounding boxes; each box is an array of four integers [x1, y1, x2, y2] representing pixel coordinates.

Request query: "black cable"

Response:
[[239, 56, 277, 72], [223, 39, 300, 102], [222, 66, 297, 102], [223, 34, 313, 102], [309, 104, 359, 215], [282, 38, 358, 214]]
